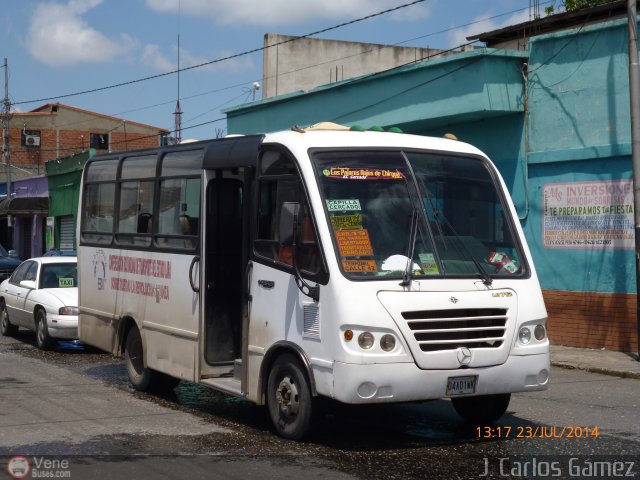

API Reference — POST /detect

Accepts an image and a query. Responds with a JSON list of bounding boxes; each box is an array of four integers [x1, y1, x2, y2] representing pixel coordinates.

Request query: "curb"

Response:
[[551, 361, 640, 380]]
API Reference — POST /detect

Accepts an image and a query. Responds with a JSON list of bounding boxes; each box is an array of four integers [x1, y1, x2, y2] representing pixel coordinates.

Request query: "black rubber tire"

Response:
[[124, 326, 180, 392], [125, 326, 153, 391], [451, 393, 511, 424], [35, 309, 56, 351], [0, 301, 18, 336], [266, 353, 313, 440]]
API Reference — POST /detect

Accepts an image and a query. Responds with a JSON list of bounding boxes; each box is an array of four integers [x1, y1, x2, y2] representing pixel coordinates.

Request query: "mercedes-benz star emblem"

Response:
[[457, 347, 472, 365], [449, 296, 459, 304]]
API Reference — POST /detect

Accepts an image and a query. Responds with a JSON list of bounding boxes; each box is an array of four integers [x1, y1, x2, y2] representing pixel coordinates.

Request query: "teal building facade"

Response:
[[225, 16, 639, 352]]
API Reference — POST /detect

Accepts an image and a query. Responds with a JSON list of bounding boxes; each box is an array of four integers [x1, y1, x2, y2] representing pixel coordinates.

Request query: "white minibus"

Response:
[[78, 124, 549, 439]]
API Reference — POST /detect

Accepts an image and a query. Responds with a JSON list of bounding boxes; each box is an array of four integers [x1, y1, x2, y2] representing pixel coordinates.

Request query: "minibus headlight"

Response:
[[358, 332, 374, 349], [534, 324, 546, 341], [518, 327, 531, 344], [59, 306, 79, 316], [380, 334, 396, 352]]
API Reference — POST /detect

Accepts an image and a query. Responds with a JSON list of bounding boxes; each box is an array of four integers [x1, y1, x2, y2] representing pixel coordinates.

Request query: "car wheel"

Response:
[[35, 309, 56, 351], [266, 353, 313, 440], [451, 393, 511, 424], [0, 301, 18, 336]]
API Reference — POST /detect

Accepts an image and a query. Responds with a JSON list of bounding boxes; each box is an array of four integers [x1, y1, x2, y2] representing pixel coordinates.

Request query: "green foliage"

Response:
[[545, 0, 611, 14]]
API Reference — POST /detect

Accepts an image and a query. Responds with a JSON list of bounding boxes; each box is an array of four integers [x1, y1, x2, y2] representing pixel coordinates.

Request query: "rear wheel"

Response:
[[124, 326, 180, 392], [451, 393, 511, 424], [125, 326, 153, 391], [35, 309, 56, 351], [266, 353, 313, 440], [0, 301, 18, 336]]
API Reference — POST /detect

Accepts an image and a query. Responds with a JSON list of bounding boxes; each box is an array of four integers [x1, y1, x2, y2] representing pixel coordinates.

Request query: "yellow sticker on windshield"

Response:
[[418, 253, 439, 275], [59, 278, 74, 288], [336, 229, 374, 257], [343, 259, 378, 273], [331, 214, 363, 231]]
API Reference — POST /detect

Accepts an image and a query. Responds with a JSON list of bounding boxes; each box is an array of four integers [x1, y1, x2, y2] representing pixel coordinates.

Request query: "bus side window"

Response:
[[254, 151, 320, 275]]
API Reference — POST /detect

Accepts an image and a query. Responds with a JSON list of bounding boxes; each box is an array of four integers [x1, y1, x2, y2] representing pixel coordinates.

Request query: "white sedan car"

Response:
[[0, 256, 78, 350]]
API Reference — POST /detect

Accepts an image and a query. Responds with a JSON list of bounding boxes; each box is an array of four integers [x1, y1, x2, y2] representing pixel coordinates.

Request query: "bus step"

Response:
[[234, 359, 242, 380], [200, 377, 244, 398]]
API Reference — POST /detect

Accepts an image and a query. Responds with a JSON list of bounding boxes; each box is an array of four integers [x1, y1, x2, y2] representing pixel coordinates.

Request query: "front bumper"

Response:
[[330, 352, 549, 404], [48, 314, 79, 339]]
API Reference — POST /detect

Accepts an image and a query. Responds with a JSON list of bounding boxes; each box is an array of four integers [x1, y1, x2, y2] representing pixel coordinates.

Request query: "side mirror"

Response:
[[279, 202, 300, 247], [19, 280, 36, 290], [8, 250, 19, 259]]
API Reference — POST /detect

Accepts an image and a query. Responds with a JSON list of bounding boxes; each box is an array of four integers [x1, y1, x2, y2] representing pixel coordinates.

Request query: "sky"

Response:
[[1, 0, 551, 141]]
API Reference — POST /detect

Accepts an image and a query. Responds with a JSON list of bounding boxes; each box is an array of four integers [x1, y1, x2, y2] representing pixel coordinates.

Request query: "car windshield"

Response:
[[0, 245, 8, 257], [39, 263, 78, 289], [312, 149, 526, 281]]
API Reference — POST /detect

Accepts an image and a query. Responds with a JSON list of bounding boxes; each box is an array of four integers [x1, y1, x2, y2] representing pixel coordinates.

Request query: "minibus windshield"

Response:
[[312, 149, 526, 281]]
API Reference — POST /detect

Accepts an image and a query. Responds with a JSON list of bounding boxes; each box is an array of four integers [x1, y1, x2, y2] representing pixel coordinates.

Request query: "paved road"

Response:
[[1, 331, 639, 479]]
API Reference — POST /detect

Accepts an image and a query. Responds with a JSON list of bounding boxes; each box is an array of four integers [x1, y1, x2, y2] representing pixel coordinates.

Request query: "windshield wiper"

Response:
[[399, 207, 418, 287], [417, 177, 493, 287]]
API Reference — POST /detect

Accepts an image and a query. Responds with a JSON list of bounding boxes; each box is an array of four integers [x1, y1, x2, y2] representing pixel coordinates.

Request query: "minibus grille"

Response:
[[401, 308, 508, 352]]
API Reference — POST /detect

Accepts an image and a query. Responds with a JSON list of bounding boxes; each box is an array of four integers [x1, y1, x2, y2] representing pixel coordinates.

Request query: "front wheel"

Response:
[[0, 302, 18, 336], [266, 353, 313, 440], [35, 309, 56, 350], [451, 393, 511, 424]]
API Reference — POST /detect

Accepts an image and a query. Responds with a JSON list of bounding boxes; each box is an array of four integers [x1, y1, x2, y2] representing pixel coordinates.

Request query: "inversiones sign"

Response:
[[542, 180, 634, 249]]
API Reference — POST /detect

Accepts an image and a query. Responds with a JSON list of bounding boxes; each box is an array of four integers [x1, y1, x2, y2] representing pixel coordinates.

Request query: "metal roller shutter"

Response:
[[59, 216, 75, 250]]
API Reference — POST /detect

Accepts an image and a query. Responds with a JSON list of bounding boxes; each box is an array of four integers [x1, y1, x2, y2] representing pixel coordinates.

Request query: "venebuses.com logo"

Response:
[[6, 456, 71, 478], [6, 457, 30, 479]]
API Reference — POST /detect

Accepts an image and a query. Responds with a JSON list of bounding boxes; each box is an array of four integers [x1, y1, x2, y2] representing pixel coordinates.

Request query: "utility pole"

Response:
[[628, 0, 640, 360], [2, 58, 11, 201], [2, 58, 12, 250]]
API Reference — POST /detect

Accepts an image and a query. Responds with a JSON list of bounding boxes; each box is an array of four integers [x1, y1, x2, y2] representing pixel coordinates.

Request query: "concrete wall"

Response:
[[229, 49, 527, 134], [523, 18, 637, 351], [262, 33, 469, 98]]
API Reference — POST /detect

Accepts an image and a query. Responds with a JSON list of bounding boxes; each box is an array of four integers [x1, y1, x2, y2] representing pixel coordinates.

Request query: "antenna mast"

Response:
[[173, 3, 182, 144]]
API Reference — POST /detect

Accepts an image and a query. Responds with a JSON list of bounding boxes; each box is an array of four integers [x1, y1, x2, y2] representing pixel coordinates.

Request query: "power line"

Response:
[[11, 2, 545, 133], [13, 0, 427, 106]]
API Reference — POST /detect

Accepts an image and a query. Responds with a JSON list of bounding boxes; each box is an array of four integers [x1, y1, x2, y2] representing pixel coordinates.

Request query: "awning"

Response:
[[0, 197, 49, 215]]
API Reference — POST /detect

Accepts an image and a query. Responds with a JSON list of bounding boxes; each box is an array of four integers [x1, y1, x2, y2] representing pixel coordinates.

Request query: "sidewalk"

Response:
[[551, 345, 640, 379]]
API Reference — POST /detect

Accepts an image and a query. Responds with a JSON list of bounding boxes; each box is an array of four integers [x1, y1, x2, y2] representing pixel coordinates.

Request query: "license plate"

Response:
[[446, 375, 477, 396]]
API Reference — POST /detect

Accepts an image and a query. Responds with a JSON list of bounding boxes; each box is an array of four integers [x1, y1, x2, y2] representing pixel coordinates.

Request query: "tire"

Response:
[[35, 309, 56, 351], [0, 301, 18, 337], [124, 326, 153, 391], [124, 327, 180, 392], [266, 353, 313, 440], [451, 393, 511, 424]]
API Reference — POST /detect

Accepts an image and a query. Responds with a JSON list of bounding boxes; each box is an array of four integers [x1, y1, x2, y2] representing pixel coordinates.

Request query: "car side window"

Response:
[[10, 262, 34, 286], [24, 263, 38, 282]]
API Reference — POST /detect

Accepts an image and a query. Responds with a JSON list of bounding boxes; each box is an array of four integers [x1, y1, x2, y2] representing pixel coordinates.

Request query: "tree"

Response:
[[545, 0, 612, 14]]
